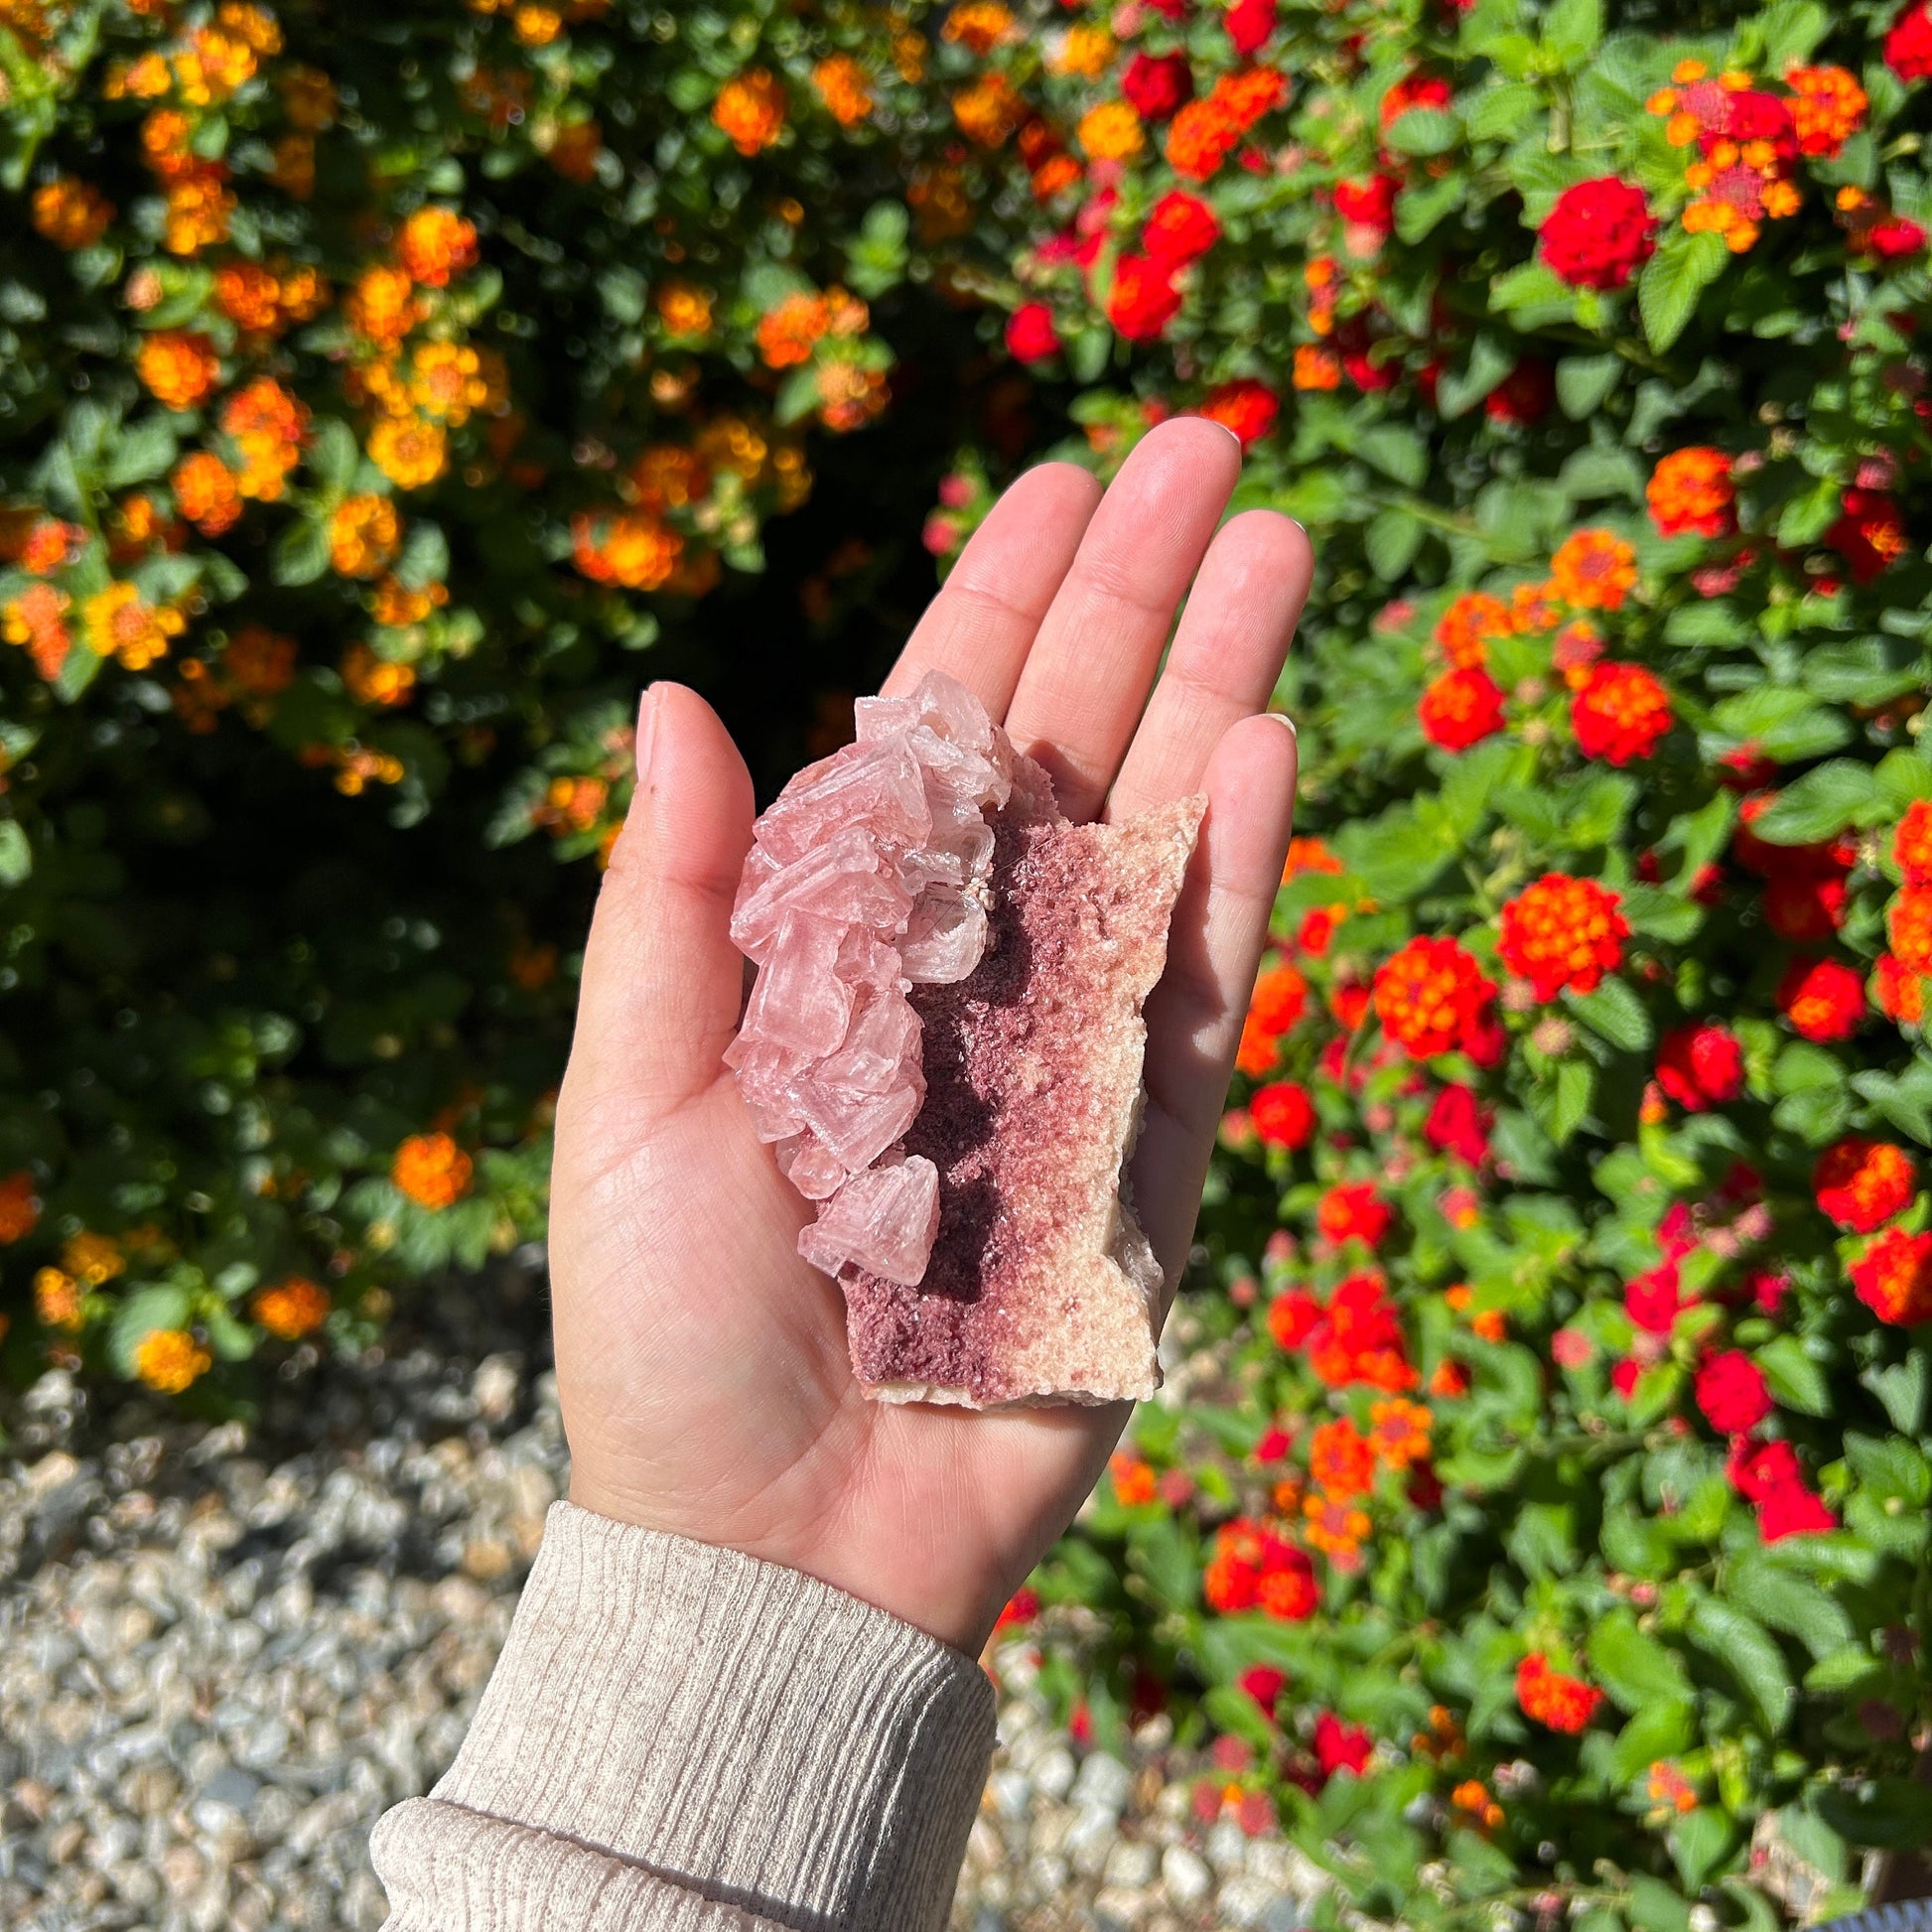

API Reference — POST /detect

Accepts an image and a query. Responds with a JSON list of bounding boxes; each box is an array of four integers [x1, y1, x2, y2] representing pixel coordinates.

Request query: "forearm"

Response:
[[371, 1503, 996, 1932]]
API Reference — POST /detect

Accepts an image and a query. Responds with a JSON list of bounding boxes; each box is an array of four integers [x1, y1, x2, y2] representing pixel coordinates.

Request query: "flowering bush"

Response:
[[0, 0, 941, 1394], [11, 0, 1932, 1922], [911, 0, 1932, 1924]]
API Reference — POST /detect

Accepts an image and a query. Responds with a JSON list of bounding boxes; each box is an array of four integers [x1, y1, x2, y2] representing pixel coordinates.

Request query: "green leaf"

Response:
[[1671, 1809, 1735, 1890], [1542, 0, 1602, 68], [271, 518, 332, 588], [103, 418, 179, 489], [1467, 81, 1540, 142], [1626, 1873, 1692, 1932], [1754, 1334, 1830, 1417], [1588, 1609, 1691, 1712], [1365, 506, 1423, 580], [1067, 325, 1112, 384], [1863, 1355, 1926, 1434], [1552, 1057, 1595, 1146], [1567, 978, 1652, 1053], [1689, 1598, 1791, 1735], [1384, 107, 1460, 156], [1749, 759, 1880, 843], [1852, 1062, 1932, 1147], [1557, 354, 1620, 420], [1617, 885, 1703, 944], [1639, 230, 1727, 353], [1814, 1778, 1932, 1850], [309, 416, 360, 495], [1356, 425, 1428, 488], [0, 819, 30, 888], [1724, 1551, 1853, 1659], [1610, 1700, 1696, 1785]]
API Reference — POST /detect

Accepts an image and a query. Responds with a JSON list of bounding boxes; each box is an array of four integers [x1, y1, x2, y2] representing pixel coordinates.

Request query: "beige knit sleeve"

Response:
[[371, 1503, 997, 1932]]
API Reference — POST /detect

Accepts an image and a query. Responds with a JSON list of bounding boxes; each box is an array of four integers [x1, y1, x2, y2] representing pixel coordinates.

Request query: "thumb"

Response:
[[561, 683, 755, 1125]]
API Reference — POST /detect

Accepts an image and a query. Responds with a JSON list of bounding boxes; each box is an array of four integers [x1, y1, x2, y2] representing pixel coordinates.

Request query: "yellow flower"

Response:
[[63, 1231, 125, 1286], [1050, 25, 1113, 77], [330, 494, 401, 577], [35, 1267, 82, 1330], [83, 583, 186, 670], [1077, 101, 1144, 163], [134, 1328, 212, 1393], [368, 414, 449, 490]]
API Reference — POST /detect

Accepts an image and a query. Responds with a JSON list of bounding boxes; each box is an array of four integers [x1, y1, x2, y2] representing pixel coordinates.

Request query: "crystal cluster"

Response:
[[726, 671, 1015, 1286]]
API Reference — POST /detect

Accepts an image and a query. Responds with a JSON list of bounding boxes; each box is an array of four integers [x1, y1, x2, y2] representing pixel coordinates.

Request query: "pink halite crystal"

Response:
[[727, 671, 1013, 1286]]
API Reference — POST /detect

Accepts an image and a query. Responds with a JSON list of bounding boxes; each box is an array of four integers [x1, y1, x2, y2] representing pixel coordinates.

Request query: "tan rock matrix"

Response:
[[728, 671, 1201, 1408]]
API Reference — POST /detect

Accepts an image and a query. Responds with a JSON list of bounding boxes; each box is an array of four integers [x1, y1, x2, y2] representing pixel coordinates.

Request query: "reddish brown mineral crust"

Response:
[[844, 767, 1203, 1408]]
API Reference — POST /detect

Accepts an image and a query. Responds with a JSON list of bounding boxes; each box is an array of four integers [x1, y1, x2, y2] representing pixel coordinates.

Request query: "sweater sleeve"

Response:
[[370, 1502, 997, 1932]]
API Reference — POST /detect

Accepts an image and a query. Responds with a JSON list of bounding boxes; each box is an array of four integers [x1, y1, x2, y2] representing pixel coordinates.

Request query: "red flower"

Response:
[[1572, 661, 1673, 765], [1005, 301, 1060, 362], [1647, 446, 1735, 538], [1625, 1262, 1682, 1334], [1313, 1712, 1373, 1778], [1895, 799, 1932, 887], [1317, 1181, 1393, 1249], [1497, 873, 1629, 1000], [1610, 1357, 1642, 1398], [1814, 1137, 1916, 1232], [1204, 1517, 1315, 1617], [1852, 1226, 1932, 1325], [1539, 178, 1657, 290], [1418, 666, 1506, 752], [1268, 1289, 1322, 1349], [1655, 1023, 1744, 1111], [1306, 1274, 1418, 1391], [1425, 1083, 1489, 1164], [1485, 358, 1554, 426], [1866, 215, 1929, 261], [1886, 0, 1932, 82], [1758, 1482, 1838, 1540], [1695, 1350, 1773, 1435], [1381, 71, 1451, 129], [1776, 956, 1864, 1042], [1333, 173, 1400, 234], [1373, 935, 1498, 1057], [1225, 0, 1277, 56], [1143, 190, 1221, 266], [1252, 1080, 1316, 1149], [1825, 488, 1909, 583], [1197, 376, 1279, 449], [1726, 1440, 1836, 1539], [1106, 253, 1182, 341], [1517, 1654, 1602, 1733], [1240, 1664, 1288, 1710], [1122, 52, 1192, 122], [1764, 872, 1848, 942]]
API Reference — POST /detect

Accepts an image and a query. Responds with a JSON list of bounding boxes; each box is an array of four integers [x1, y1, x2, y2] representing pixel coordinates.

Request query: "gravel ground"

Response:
[[0, 1284, 1324, 1932]]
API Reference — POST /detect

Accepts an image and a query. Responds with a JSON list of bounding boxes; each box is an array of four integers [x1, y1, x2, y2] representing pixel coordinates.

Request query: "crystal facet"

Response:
[[728, 670, 1012, 1286]]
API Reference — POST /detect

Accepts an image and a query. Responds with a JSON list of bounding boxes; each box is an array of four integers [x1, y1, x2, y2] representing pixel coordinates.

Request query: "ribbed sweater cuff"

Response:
[[371, 1502, 996, 1932]]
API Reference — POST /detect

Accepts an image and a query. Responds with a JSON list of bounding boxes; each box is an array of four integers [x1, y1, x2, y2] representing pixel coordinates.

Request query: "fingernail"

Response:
[[1203, 419, 1243, 451], [635, 684, 661, 780], [1262, 708, 1298, 740]]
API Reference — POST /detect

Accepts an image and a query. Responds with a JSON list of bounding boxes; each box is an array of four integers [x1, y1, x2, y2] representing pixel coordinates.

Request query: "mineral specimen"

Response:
[[728, 669, 1202, 1407]]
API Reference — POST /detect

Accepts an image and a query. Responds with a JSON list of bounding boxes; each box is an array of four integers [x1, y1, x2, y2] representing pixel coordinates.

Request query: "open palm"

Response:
[[550, 419, 1313, 1652]]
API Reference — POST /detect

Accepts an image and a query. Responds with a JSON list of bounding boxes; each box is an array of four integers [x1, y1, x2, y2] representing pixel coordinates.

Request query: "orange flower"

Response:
[[1895, 800, 1932, 888], [1310, 1418, 1377, 1498], [1571, 661, 1673, 765], [1282, 836, 1343, 883], [1434, 591, 1511, 669], [1550, 528, 1638, 611], [330, 493, 401, 577], [811, 55, 874, 127], [368, 414, 448, 490], [1890, 888, 1932, 974], [656, 281, 714, 338], [1646, 447, 1734, 538], [223, 623, 298, 694], [36, 1267, 83, 1329], [0, 1171, 40, 1242], [1471, 1309, 1507, 1341], [164, 165, 235, 254], [1302, 1490, 1370, 1563], [342, 641, 416, 707], [951, 72, 1023, 147], [758, 291, 830, 368], [32, 177, 114, 248], [1813, 1137, 1915, 1232], [392, 1131, 474, 1209], [220, 377, 310, 499], [1109, 1450, 1158, 1505], [137, 330, 222, 411], [1647, 1761, 1698, 1816], [1786, 65, 1866, 159], [1874, 952, 1926, 1028], [253, 1276, 331, 1339], [83, 582, 185, 669], [19, 517, 82, 574], [1497, 873, 1628, 1000], [371, 575, 448, 626], [397, 207, 480, 287], [1372, 936, 1495, 1059], [1452, 1779, 1506, 1831], [570, 509, 682, 590], [1294, 345, 1342, 390], [1517, 1653, 1602, 1732], [1852, 1227, 1932, 1325], [3, 584, 72, 680], [941, 1, 1016, 52], [713, 69, 788, 155], [1078, 100, 1144, 162], [1418, 666, 1506, 751], [345, 265, 424, 347], [134, 1328, 211, 1393], [1368, 1398, 1431, 1469]]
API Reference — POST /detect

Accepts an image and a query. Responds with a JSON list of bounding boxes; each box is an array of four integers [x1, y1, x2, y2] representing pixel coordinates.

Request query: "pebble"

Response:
[[1, 1286, 1328, 1932]]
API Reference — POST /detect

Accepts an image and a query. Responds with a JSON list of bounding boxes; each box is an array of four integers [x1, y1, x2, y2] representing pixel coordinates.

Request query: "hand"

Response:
[[549, 418, 1312, 1653]]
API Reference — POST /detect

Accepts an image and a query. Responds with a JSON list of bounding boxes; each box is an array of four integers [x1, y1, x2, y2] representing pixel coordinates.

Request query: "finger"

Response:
[[1106, 510, 1311, 822], [559, 683, 755, 1125], [880, 462, 1102, 718], [1130, 711, 1299, 1289], [1002, 417, 1241, 823]]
